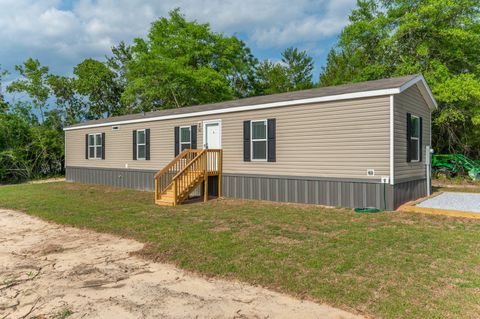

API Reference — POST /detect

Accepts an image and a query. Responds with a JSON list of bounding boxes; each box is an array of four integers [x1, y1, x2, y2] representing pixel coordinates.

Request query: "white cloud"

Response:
[[0, 0, 357, 76], [250, 0, 356, 47]]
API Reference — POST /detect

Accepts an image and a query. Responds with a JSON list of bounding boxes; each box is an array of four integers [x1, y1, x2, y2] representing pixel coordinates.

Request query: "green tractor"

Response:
[[432, 154, 480, 180]]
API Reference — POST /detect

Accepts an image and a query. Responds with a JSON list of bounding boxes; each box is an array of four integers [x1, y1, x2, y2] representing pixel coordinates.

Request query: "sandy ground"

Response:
[[0, 209, 362, 319]]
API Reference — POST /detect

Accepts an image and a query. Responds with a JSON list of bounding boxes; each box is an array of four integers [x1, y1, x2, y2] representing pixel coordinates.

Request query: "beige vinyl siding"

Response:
[[66, 96, 390, 179], [394, 85, 431, 181]]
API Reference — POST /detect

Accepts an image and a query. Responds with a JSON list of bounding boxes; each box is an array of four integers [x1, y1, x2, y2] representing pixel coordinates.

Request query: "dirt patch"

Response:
[[433, 178, 480, 188], [270, 236, 304, 245], [28, 178, 66, 184], [0, 209, 362, 319], [210, 225, 231, 233]]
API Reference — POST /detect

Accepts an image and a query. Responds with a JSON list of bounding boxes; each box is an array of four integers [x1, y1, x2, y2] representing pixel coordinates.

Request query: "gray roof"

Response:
[[66, 74, 419, 129]]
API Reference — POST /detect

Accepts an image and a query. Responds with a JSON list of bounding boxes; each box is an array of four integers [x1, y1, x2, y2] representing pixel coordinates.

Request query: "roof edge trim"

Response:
[[399, 75, 438, 110], [64, 87, 402, 131]]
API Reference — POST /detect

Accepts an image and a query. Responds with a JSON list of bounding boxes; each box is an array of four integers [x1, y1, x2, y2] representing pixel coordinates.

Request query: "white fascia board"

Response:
[[64, 87, 400, 131], [399, 75, 438, 110]]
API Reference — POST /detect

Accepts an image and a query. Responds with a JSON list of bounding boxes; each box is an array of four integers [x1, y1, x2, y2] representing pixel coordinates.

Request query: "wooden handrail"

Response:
[[154, 149, 223, 205], [172, 149, 207, 180], [154, 149, 189, 178], [154, 149, 200, 200]]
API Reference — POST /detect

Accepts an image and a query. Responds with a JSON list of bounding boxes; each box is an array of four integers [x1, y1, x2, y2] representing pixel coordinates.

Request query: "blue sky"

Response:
[[0, 0, 357, 91]]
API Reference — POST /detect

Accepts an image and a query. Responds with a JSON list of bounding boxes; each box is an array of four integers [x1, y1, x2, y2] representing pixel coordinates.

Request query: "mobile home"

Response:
[[64, 74, 436, 210]]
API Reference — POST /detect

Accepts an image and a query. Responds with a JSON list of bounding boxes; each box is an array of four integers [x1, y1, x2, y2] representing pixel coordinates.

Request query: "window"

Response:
[[251, 120, 267, 161], [180, 126, 191, 151], [409, 115, 421, 162], [137, 129, 146, 160], [88, 133, 102, 159]]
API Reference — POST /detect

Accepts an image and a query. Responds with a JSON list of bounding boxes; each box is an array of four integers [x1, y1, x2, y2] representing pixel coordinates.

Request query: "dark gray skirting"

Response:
[[66, 167, 427, 210], [393, 178, 428, 209], [66, 166, 157, 191], [222, 173, 395, 210]]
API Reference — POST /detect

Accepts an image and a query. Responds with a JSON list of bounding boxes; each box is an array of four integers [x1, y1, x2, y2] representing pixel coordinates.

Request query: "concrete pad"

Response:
[[416, 192, 480, 213]]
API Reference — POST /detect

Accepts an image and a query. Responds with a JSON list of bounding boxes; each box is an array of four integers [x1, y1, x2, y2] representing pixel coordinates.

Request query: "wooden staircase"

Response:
[[154, 149, 222, 206]]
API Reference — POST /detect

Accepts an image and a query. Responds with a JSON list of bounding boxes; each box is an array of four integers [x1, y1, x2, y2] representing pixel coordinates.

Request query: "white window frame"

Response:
[[136, 129, 146, 160], [88, 133, 102, 160], [251, 119, 268, 162], [180, 126, 192, 151], [410, 115, 421, 162]]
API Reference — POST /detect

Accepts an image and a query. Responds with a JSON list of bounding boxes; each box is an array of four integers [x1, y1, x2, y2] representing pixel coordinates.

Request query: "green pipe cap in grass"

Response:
[[354, 207, 382, 213]]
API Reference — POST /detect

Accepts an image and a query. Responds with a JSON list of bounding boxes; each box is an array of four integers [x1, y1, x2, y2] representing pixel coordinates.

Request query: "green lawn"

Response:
[[1, 182, 479, 318]]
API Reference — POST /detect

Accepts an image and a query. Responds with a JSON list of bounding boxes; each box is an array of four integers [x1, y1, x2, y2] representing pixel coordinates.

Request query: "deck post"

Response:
[[154, 177, 158, 201], [173, 180, 177, 206], [204, 154, 208, 203], [218, 150, 222, 197]]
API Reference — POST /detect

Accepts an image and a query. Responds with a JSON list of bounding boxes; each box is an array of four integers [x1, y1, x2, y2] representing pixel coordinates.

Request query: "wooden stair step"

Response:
[[154, 149, 222, 206], [155, 199, 175, 206]]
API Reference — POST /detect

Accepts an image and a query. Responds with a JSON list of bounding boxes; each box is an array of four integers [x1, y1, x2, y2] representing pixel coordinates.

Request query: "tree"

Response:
[[107, 41, 133, 89], [0, 102, 64, 183], [48, 75, 85, 126], [282, 47, 314, 90], [7, 58, 50, 122], [255, 61, 290, 94], [319, 0, 480, 158], [74, 58, 123, 119], [0, 110, 33, 182], [255, 47, 314, 95], [123, 9, 257, 111], [0, 66, 8, 113]]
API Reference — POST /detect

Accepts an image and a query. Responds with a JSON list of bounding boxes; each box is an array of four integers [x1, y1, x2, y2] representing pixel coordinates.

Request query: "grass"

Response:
[[434, 186, 480, 194], [1, 182, 479, 318], [433, 176, 480, 187], [432, 177, 480, 194], [52, 309, 74, 319]]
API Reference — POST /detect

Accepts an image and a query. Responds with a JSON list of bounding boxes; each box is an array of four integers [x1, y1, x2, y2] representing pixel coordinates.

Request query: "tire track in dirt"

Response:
[[0, 209, 362, 319]]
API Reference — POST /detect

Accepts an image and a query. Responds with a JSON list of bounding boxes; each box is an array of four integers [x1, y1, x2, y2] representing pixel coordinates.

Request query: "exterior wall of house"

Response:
[[66, 95, 391, 180], [391, 84, 432, 207], [65, 88, 432, 210], [394, 84, 431, 182]]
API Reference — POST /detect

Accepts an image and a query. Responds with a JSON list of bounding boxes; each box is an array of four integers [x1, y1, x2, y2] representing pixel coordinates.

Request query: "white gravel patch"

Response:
[[417, 192, 480, 213]]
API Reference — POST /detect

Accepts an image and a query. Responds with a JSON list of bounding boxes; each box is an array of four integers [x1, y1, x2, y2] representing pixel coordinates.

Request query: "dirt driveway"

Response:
[[0, 209, 361, 319]]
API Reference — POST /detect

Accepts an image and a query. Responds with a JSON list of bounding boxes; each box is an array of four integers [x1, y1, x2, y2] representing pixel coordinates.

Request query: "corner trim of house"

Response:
[[389, 94, 395, 185]]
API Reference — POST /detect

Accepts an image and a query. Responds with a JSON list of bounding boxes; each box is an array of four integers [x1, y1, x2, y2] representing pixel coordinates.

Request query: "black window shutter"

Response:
[[243, 120, 251, 162], [85, 134, 89, 159], [174, 126, 180, 156], [406, 113, 411, 162], [145, 129, 150, 160], [101, 133, 106, 160], [267, 118, 276, 162], [133, 130, 137, 160], [419, 117, 423, 162], [191, 125, 197, 149]]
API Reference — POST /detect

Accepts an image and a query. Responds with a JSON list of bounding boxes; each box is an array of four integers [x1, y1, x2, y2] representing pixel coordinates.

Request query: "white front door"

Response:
[[204, 121, 221, 149]]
